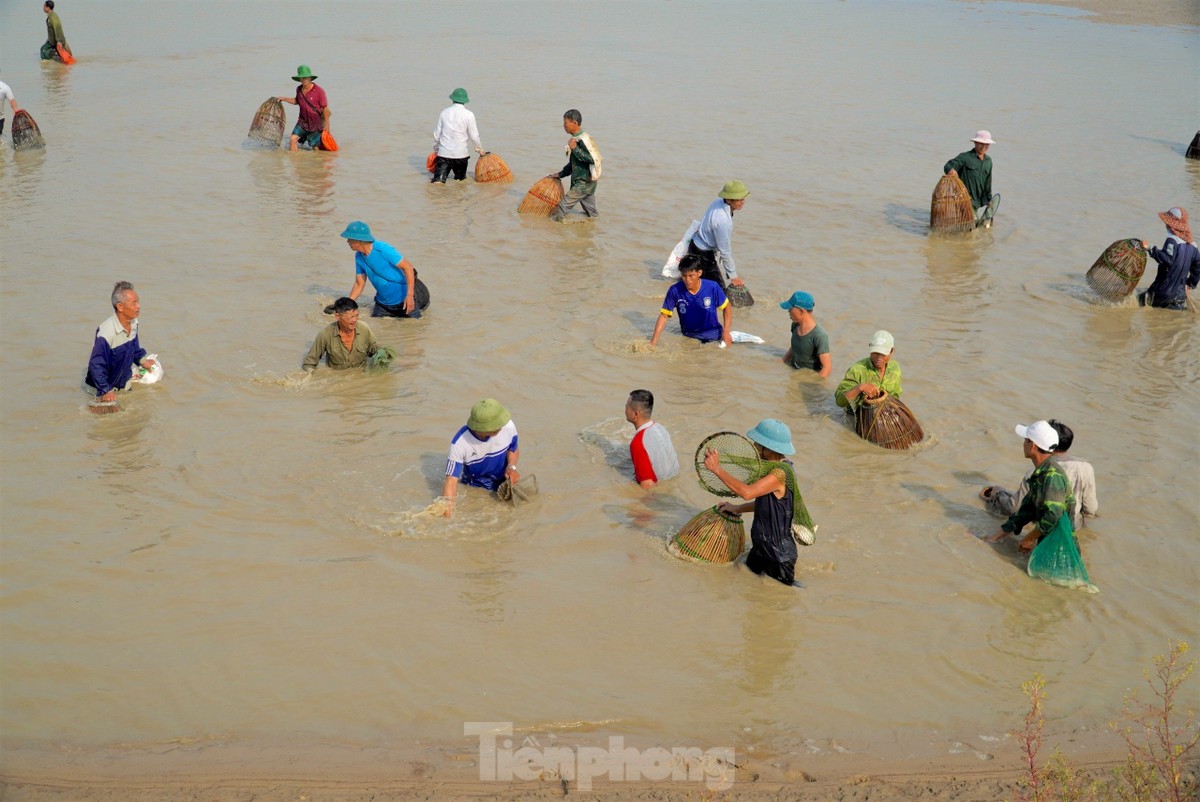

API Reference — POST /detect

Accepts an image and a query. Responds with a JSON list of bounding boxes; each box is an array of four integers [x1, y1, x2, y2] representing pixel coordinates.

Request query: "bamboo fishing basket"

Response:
[[929, 173, 975, 233], [1085, 239, 1146, 301], [11, 110, 45, 150], [1187, 131, 1200, 160], [669, 506, 746, 564], [475, 152, 513, 183], [247, 98, 285, 148], [517, 177, 563, 216], [854, 391, 924, 450]]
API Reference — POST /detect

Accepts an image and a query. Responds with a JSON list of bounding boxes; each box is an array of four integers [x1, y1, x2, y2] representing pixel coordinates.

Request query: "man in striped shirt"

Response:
[[625, 390, 679, 490]]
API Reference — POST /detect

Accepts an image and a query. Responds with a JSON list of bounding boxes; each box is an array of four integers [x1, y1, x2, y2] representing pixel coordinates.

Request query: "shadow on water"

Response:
[[1128, 132, 1192, 158]]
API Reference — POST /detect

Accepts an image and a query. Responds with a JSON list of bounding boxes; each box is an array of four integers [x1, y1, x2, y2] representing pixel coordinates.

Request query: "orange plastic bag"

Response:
[[319, 130, 338, 152], [56, 43, 76, 64], [426, 152, 437, 173]]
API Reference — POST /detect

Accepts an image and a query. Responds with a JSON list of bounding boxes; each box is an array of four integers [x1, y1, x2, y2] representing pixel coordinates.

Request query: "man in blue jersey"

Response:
[[339, 221, 429, 319], [649, 255, 732, 347], [440, 399, 520, 516], [84, 281, 156, 404]]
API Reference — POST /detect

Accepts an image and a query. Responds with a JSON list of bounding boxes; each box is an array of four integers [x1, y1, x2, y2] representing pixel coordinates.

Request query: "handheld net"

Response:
[[365, 346, 397, 373], [854, 390, 924, 450], [496, 474, 538, 505], [12, 110, 45, 151], [1085, 239, 1146, 301], [726, 284, 754, 308], [1026, 517, 1099, 593], [518, 177, 563, 216], [930, 173, 975, 233], [475, 152, 514, 183], [670, 506, 746, 564], [1187, 131, 1200, 161], [247, 98, 285, 148]]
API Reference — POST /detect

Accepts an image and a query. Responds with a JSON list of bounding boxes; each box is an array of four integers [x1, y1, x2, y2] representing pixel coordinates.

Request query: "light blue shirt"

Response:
[[354, 240, 408, 307], [692, 197, 738, 280]]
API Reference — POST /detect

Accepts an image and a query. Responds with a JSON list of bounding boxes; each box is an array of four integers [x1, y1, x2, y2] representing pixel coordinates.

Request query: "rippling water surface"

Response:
[[1, 0, 1197, 772]]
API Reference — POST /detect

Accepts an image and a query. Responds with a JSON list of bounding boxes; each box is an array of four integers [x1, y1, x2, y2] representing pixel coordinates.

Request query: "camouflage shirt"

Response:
[[1001, 456, 1075, 535]]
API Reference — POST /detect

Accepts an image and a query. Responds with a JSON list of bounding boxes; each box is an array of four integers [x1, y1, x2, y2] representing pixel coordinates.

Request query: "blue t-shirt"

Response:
[[661, 280, 728, 342], [354, 240, 408, 306]]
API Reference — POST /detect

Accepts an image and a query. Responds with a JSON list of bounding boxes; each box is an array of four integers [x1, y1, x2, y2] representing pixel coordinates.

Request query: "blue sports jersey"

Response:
[[660, 280, 728, 342], [445, 420, 519, 491], [354, 240, 408, 306]]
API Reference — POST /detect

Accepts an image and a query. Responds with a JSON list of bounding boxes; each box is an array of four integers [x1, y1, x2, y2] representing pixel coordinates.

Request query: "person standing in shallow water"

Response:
[[40, 1, 71, 62], [779, 291, 831, 377], [1139, 207, 1199, 310], [703, 420, 799, 587], [84, 282, 156, 403], [689, 181, 750, 291], [549, 108, 601, 220], [431, 88, 484, 184], [278, 65, 330, 151], [302, 297, 379, 372], [944, 130, 997, 227]]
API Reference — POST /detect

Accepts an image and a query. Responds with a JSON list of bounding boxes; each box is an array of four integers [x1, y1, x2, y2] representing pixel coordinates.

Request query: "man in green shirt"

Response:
[[780, 291, 831, 376], [303, 297, 380, 371], [944, 130, 996, 227], [834, 330, 902, 411], [984, 420, 1075, 551], [549, 108, 601, 220], [40, 1, 71, 62]]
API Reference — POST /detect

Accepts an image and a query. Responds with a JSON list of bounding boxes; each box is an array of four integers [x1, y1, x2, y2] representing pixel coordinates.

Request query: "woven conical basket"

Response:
[[1085, 239, 1146, 301], [247, 98, 285, 148], [669, 506, 746, 564], [930, 173, 975, 233], [518, 177, 563, 216], [12, 110, 45, 151], [855, 391, 924, 450], [475, 152, 513, 183]]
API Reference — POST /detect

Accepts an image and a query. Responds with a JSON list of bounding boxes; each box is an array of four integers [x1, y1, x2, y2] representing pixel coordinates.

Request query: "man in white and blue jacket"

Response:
[[84, 282, 155, 402]]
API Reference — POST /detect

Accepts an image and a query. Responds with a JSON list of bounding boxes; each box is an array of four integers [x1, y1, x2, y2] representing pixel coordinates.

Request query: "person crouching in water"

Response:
[[440, 399, 520, 518], [703, 420, 799, 587]]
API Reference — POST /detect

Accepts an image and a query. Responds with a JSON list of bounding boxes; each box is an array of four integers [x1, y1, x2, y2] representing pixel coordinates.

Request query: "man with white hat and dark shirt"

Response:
[[944, 130, 998, 227]]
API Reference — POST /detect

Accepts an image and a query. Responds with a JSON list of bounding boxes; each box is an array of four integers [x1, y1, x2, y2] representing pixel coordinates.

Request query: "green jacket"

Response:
[[834, 358, 903, 409], [557, 135, 596, 192], [303, 322, 379, 371], [1002, 457, 1075, 536], [46, 11, 68, 48], [944, 149, 992, 210]]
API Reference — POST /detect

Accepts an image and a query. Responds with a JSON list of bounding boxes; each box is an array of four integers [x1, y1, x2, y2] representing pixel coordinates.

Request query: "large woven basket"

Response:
[[1085, 239, 1146, 301], [518, 177, 563, 216], [247, 98, 285, 148], [1187, 131, 1200, 160], [930, 173, 975, 233], [855, 391, 924, 450], [475, 152, 513, 183], [12, 110, 45, 151], [669, 506, 746, 564]]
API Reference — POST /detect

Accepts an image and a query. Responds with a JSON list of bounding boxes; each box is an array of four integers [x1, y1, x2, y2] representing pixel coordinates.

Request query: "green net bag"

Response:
[[364, 345, 397, 373], [1026, 516, 1099, 593]]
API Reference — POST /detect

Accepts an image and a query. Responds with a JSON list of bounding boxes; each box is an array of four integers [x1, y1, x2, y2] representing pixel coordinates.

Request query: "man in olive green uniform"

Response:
[[549, 108, 601, 220], [944, 130, 997, 226], [40, 1, 71, 62]]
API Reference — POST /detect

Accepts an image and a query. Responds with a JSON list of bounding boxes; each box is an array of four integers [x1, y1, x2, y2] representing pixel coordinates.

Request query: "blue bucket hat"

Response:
[[779, 291, 815, 311], [340, 221, 375, 243], [746, 419, 795, 456]]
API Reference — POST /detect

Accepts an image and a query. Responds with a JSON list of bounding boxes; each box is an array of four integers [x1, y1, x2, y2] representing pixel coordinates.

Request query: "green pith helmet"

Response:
[[293, 65, 318, 82]]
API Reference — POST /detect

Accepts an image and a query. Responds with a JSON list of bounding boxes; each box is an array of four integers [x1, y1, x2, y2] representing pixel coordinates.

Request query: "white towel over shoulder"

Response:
[[571, 132, 602, 181]]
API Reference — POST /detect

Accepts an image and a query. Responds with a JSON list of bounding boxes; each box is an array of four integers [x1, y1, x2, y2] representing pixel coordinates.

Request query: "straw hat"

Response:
[[293, 65, 318, 82], [746, 419, 795, 456], [340, 221, 375, 243], [970, 130, 996, 144], [1158, 207, 1192, 242], [718, 180, 750, 200], [468, 399, 511, 432], [449, 87, 469, 103]]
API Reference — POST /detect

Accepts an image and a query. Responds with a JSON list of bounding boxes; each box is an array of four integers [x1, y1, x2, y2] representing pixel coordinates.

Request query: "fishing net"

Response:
[[12, 110, 45, 151], [475, 152, 513, 183], [496, 474, 537, 505], [726, 284, 754, 308], [518, 177, 563, 216], [670, 506, 746, 564], [930, 173, 975, 233], [1026, 516, 1099, 593], [365, 345, 397, 373], [247, 98, 285, 148], [693, 432, 816, 534], [854, 390, 924, 450], [1085, 239, 1146, 301], [1188, 131, 1200, 161]]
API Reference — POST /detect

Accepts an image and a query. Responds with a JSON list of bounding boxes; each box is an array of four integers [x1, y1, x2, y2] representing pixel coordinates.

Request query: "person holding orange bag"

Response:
[[278, 65, 331, 152], [40, 1, 72, 62]]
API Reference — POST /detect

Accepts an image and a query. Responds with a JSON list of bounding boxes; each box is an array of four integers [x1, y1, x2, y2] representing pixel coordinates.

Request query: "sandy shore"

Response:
[[0, 736, 1153, 801], [962, 0, 1198, 27]]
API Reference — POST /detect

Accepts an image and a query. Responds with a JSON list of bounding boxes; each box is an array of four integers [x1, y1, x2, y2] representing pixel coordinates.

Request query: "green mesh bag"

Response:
[[1026, 516, 1099, 593], [719, 455, 816, 535], [364, 345, 397, 373]]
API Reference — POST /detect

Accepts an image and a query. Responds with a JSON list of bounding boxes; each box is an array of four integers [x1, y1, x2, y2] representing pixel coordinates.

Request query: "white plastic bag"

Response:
[[131, 353, 164, 385], [662, 220, 700, 279]]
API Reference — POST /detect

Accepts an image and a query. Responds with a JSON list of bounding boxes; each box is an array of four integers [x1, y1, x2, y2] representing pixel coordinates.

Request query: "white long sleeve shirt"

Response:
[[432, 103, 481, 159]]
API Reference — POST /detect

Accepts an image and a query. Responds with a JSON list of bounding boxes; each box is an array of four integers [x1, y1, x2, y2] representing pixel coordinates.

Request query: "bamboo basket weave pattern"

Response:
[[518, 177, 563, 216], [1085, 239, 1146, 301], [475, 152, 513, 183], [247, 98, 285, 148], [12, 110, 45, 151], [929, 173, 975, 233], [670, 506, 746, 564], [855, 391, 924, 450]]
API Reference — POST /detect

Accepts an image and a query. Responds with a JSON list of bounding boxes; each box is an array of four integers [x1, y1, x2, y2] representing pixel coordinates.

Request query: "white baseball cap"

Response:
[[868, 330, 895, 355], [1015, 420, 1058, 452]]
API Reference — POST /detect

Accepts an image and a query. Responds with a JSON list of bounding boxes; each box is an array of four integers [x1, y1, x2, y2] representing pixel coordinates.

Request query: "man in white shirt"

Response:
[[0, 76, 20, 145], [431, 87, 483, 184]]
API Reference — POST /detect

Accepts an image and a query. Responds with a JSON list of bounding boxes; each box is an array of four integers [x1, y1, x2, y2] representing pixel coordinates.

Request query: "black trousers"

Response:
[[746, 548, 796, 586], [431, 156, 469, 183], [686, 241, 727, 289]]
